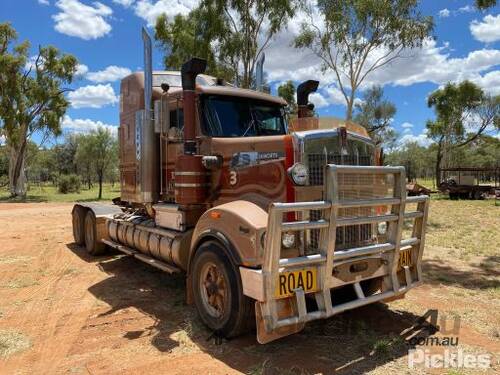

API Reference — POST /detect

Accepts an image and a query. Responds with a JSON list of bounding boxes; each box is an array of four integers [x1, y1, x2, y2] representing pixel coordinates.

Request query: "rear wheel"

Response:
[[72, 205, 86, 245], [84, 211, 106, 255], [191, 241, 254, 338], [473, 190, 483, 200]]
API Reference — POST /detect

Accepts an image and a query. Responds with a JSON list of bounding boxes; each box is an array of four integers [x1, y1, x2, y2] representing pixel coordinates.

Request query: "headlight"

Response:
[[282, 232, 296, 248], [288, 162, 309, 186], [377, 222, 387, 235]]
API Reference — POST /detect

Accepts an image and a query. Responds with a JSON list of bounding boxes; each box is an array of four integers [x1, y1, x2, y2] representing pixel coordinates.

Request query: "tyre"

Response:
[[72, 205, 86, 246], [473, 190, 483, 200], [191, 241, 254, 338], [84, 211, 107, 255]]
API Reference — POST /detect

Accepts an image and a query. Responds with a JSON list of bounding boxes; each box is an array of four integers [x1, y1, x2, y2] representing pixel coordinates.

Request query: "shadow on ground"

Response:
[[423, 256, 500, 290], [68, 243, 436, 374]]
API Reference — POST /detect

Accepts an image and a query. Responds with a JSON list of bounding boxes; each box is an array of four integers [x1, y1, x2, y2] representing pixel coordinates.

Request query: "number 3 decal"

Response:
[[229, 170, 238, 186]]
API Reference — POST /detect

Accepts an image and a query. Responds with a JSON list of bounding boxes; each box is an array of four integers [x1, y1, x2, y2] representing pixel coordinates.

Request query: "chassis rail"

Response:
[[245, 165, 430, 340]]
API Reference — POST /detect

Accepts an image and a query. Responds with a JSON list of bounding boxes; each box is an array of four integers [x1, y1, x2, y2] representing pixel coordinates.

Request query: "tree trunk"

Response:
[[435, 139, 443, 188], [98, 172, 103, 199], [345, 90, 356, 121], [8, 141, 27, 198]]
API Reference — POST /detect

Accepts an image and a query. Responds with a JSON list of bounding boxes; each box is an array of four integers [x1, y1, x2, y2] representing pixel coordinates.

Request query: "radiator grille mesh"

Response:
[[306, 154, 391, 251]]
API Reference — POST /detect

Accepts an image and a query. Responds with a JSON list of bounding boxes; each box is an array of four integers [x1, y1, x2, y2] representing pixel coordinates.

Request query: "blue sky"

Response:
[[1, 0, 499, 147]]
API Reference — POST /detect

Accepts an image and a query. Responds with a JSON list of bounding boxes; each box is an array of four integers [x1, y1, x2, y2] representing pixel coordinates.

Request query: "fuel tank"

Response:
[[108, 216, 192, 271]]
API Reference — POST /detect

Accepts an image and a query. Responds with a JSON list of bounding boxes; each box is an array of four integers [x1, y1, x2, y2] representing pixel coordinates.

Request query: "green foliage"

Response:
[[475, 0, 497, 9], [385, 135, 499, 183], [155, 0, 296, 88], [385, 141, 437, 181], [58, 174, 81, 194], [294, 0, 433, 120], [354, 85, 397, 147], [426, 80, 499, 184], [0, 22, 78, 196], [75, 128, 117, 199], [277, 80, 297, 114]]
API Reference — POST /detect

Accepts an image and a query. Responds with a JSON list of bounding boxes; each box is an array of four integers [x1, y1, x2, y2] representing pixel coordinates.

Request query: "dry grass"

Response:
[[0, 330, 31, 358], [2, 276, 39, 289], [425, 199, 499, 257]]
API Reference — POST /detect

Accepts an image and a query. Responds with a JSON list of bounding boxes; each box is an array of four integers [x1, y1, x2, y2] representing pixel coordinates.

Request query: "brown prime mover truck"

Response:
[[71, 29, 430, 344]]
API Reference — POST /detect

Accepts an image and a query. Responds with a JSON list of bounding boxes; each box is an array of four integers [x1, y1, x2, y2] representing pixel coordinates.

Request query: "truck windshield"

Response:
[[202, 95, 287, 137]]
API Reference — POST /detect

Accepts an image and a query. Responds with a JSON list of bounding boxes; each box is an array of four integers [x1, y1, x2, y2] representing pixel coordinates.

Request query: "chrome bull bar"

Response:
[[240, 165, 430, 341]]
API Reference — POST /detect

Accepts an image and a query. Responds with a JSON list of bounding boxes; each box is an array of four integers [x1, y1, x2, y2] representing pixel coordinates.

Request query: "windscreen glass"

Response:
[[202, 95, 287, 137]]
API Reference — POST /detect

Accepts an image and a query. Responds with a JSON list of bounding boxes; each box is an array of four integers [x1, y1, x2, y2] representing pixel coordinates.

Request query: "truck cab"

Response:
[[72, 49, 430, 343]]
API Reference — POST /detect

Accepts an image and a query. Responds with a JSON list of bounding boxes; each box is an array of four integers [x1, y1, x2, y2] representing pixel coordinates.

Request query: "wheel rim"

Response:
[[199, 261, 227, 319]]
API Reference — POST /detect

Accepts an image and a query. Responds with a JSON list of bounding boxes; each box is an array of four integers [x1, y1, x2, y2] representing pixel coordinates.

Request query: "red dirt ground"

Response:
[[0, 203, 498, 374]]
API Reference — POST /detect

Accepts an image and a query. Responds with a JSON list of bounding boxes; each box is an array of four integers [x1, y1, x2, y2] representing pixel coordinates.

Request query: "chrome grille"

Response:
[[306, 154, 383, 252], [308, 153, 372, 186]]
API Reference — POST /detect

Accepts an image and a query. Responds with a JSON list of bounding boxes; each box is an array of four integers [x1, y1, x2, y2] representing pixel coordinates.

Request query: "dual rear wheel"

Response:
[[72, 206, 253, 337], [72, 206, 106, 255]]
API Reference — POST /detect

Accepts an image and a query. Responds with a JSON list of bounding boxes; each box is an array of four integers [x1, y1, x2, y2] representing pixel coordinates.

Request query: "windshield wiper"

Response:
[[242, 118, 257, 137]]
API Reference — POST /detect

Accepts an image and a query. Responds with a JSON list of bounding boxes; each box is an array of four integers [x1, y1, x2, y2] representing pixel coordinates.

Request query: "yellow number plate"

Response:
[[275, 268, 318, 299], [399, 249, 412, 268]]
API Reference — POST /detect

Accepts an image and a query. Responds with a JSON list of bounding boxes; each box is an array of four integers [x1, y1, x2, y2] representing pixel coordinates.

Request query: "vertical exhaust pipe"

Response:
[[141, 27, 158, 203], [181, 58, 207, 155], [175, 58, 208, 205], [297, 80, 319, 118]]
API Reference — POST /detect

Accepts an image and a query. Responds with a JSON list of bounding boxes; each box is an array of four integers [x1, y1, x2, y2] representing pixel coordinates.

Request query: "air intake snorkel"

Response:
[[297, 80, 319, 118]]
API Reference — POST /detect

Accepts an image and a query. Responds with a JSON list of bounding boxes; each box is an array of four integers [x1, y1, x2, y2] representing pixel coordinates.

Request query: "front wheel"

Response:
[[191, 241, 254, 338]]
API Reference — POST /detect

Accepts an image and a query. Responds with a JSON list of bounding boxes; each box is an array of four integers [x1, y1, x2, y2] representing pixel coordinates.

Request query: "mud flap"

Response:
[[255, 300, 305, 344]]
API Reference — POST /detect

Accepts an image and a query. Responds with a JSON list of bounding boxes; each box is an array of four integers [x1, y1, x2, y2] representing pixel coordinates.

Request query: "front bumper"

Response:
[[239, 165, 430, 343]]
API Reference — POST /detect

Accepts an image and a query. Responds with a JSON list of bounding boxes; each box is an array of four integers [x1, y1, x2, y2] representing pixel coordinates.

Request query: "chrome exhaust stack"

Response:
[[181, 57, 207, 155]]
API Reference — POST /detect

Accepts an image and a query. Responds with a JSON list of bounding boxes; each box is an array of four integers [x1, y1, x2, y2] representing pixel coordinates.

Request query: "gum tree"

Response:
[[426, 81, 499, 186], [294, 0, 433, 120], [0, 23, 77, 197], [155, 0, 296, 88]]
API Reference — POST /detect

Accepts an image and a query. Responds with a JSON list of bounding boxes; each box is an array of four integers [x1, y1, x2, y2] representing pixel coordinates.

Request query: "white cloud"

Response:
[[38, 0, 50, 5], [263, 10, 500, 106], [62, 115, 117, 135], [53, 0, 113, 40], [325, 86, 347, 106], [401, 122, 414, 129], [134, 0, 198, 26], [458, 5, 475, 13], [471, 70, 500, 95], [0, 135, 5, 146], [87, 65, 132, 83], [113, 0, 135, 7], [68, 84, 119, 108], [75, 64, 89, 77], [438, 9, 450, 18], [399, 129, 432, 147], [470, 14, 500, 43], [309, 92, 329, 108], [361, 40, 500, 93]]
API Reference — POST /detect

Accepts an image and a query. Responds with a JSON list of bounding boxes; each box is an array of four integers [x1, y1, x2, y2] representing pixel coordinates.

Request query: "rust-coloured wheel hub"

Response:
[[199, 262, 227, 319]]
